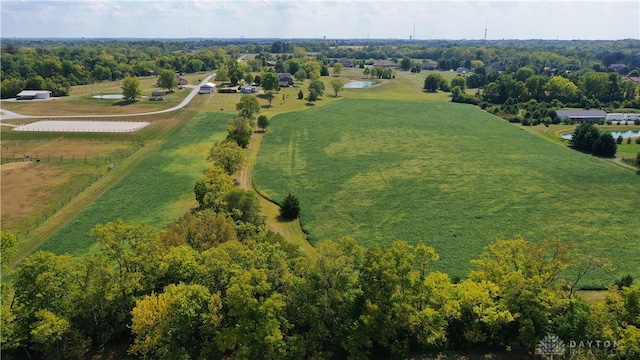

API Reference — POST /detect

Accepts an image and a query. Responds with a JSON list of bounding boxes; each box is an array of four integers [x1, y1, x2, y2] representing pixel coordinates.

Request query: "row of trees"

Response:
[[570, 122, 618, 157]]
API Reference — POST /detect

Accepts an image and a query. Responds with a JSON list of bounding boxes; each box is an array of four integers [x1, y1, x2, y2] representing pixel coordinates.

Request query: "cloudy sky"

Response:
[[1, 0, 638, 40]]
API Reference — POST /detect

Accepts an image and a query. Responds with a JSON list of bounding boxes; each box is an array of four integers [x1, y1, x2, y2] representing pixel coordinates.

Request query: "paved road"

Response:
[[0, 73, 215, 123]]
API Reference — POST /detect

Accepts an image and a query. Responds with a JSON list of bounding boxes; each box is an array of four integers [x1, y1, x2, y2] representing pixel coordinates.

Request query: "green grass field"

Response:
[[37, 111, 233, 257], [253, 99, 640, 286]]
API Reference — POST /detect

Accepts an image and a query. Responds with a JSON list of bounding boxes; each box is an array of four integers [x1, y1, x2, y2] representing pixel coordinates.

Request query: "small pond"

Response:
[[92, 94, 124, 99], [344, 81, 380, 89], [561, 130, 640, 140]]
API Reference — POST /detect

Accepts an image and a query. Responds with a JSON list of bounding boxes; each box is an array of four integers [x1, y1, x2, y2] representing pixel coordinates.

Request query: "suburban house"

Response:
[[199, 82, 216, 94], [157, 74, 187, 87], [421, 62, 438, 71], [266, 60, 277, 67], [556, 109, 607, 123], [456, 67, 470, 74], [337, 57, 355, 67], [16, 90, 52, 100], [372, 60, 397, 68], [623, 76, 640, 84], [151, 91, 166, 101], [278, 73, 294, 87], [608, 63, 626, 73], [488, 64, 506, 73]]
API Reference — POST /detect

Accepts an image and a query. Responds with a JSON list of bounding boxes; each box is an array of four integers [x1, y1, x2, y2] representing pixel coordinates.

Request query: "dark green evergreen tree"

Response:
[[279, 192, 300, 219]]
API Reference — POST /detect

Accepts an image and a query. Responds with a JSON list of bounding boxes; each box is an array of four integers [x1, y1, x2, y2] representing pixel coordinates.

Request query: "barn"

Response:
[[556, 110, 607, 123], [16, 90, 52, 100]]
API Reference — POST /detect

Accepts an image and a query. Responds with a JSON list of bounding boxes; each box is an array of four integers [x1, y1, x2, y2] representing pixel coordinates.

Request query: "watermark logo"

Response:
[[537, 334, 566, 359]]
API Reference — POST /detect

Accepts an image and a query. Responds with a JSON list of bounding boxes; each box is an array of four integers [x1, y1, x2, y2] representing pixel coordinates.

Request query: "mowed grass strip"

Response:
[[38, 111, 232, 257], [253, 99, 640, 285]]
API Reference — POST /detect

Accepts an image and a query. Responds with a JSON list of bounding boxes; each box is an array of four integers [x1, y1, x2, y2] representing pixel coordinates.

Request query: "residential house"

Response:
[[456, 67, 470, 74], [278, 73, 294, 87], [488, 64, 506, 73], [556, 109, 607, 123], [372, 60, 397, 68], [421, 62, 437, 71], [623, 76, 640, 84], [337, 57, 355, 67], [608, 63, 626, 73], [266, 60, 277, 67], [157, 74, 187, 87]]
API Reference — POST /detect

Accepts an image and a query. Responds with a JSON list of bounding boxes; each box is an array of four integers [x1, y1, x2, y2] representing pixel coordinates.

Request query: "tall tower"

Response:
[[484, 19, 488, 42], [413, 21, 416, 40]]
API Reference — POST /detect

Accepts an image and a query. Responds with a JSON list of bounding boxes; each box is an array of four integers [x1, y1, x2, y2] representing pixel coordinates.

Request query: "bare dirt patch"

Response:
[[1, 138, 138, 160], [1, 162, 68, 231]]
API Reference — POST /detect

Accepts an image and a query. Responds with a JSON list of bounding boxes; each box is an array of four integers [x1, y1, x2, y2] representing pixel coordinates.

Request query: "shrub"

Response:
[[615, 275, 634, 289]]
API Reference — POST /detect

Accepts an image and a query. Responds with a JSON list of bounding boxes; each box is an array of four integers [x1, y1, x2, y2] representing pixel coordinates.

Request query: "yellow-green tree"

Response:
[[208, 141, 246, 175], [121, 75, 141, 102]]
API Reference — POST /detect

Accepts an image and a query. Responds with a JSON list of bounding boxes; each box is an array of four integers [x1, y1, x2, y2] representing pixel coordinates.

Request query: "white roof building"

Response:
[[16, 90, 52, 100]]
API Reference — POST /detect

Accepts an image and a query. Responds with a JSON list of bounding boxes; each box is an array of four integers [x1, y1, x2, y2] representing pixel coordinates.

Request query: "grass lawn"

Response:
[[0, 75, 201, 116], [36, 111, 232, 257], [253, 99, 640, 286]]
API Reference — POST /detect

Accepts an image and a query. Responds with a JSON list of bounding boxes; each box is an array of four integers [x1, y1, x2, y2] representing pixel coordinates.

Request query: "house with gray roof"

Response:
[[372, 60, 397, 68]]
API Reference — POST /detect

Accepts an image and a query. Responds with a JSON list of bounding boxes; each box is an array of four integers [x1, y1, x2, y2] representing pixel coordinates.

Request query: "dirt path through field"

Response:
[[235, 131, 314, 253]]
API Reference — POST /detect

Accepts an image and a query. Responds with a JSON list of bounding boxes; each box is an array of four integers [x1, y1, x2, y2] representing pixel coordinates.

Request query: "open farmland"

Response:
[[36, 111, 232, 257], [253, 99, 640, 286]]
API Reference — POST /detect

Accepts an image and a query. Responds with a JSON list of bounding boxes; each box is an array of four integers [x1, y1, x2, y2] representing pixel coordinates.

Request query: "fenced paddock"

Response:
[[13, 120, 151, 133]]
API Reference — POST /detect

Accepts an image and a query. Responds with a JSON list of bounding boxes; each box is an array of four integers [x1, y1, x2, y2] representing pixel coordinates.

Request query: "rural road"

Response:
[[0, 73, 215, 123]]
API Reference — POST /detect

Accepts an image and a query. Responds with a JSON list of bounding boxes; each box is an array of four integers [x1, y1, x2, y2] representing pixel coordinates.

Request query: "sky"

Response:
[[1, 0, 639, 40]]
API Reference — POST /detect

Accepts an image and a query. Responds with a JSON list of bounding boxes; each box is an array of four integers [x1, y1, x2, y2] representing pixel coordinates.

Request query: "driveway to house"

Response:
[[0, 73, 215, 124]]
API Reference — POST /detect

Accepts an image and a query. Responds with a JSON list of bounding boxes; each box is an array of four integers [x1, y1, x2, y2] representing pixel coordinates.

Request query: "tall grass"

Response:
[[253, 99, 640, 286], [38, 111, 232, 257]]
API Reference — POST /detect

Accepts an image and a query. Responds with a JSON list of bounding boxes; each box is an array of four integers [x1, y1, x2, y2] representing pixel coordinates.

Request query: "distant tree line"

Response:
[[0, 41, 230, 98]]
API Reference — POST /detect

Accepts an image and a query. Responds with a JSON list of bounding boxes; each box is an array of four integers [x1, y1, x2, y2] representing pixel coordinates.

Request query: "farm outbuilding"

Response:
[[240, 85, 257, 93], [16, 90, 52, 100], [151, 91, 166, 100], [607, 113, 640, 122], [199, 82, 216, 94], [556, 110, 607, 123]]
